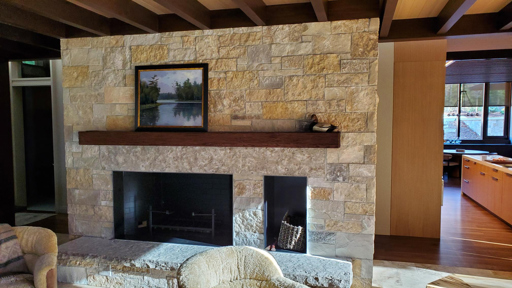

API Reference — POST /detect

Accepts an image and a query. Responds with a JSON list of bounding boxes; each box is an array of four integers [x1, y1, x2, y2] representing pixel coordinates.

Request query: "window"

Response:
[[443, 82, 511, 142]]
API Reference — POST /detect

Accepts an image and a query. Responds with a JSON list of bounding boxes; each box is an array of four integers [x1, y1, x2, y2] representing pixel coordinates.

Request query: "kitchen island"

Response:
[[462, 155, 512, 225]]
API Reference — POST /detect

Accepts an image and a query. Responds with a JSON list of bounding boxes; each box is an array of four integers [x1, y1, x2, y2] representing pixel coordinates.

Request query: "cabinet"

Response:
[[461, 156, 512, 225], [502, 172, 512, 224]]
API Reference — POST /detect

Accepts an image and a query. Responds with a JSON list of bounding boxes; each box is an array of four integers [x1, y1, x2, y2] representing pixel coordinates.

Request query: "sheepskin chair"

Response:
[[1, 227, 58, 288], [177, 246, 308, 288]]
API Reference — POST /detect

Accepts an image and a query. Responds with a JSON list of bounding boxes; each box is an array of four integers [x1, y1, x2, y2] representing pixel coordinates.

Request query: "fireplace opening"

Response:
[[264, 176, 307, 253], [113, 172, 233, 246]]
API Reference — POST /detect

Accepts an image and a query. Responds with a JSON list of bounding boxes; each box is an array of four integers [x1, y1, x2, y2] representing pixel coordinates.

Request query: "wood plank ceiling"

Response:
[[0, 0, 510, 61]]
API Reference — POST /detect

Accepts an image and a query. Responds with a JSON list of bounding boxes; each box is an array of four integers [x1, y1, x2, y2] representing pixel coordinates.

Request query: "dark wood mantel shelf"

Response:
[[78, 131, 340, 148]]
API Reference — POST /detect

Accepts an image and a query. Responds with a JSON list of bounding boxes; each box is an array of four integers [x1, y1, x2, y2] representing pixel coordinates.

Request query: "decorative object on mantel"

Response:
[[309, 114, 338, 132], [135, 64, 208, 132]]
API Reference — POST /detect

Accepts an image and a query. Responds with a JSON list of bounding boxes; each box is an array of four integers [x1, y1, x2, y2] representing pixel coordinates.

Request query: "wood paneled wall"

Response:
[[391, 40, 447, 238]]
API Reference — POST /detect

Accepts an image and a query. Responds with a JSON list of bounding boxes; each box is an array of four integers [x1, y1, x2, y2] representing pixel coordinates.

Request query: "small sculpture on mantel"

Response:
[[309, 114, 337, 132]]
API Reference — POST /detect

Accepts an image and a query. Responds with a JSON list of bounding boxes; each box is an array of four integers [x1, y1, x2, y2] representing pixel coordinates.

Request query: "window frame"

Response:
[[444, 82, 511, 144]]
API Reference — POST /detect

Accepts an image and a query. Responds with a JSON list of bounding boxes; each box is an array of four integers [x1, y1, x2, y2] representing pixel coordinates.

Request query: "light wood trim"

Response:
[[391, 40, 447, 238]]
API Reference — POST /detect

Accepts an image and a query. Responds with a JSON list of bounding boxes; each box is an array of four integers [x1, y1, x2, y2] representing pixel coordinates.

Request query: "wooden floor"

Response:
[[375, 176, 512, 272]]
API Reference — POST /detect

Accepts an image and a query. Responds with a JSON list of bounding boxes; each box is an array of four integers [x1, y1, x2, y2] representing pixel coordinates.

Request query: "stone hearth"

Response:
[[57, 237, 353, 287], [62, 18, 379, 287]]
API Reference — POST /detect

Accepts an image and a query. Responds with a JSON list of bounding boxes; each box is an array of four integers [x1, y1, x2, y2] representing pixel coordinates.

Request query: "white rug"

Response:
[[15, 212, 55, 226]]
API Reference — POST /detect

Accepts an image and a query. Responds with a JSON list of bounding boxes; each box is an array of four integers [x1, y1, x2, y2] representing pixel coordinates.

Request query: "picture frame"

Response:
[[135, 63, 208, 131]]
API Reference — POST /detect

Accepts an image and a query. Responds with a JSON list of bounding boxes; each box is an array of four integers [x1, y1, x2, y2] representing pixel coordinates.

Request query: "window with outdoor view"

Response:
[[443, 82, 511, 142]]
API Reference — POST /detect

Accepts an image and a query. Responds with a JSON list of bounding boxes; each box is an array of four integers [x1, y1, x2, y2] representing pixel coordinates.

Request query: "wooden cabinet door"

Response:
[[461, 159, 472, 197], [502, 172, 512, 224], [489, 168, 503, 217], [474, 164, 489, 208]]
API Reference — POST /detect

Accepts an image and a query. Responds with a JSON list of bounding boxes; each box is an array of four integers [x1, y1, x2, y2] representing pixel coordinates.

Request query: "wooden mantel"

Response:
[[78, 131, 340, 148]]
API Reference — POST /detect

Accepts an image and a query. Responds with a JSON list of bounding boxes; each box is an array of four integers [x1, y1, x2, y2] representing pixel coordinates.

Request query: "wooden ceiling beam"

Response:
[[311, 0, 328, 22], [497, 1, 512, 31], [0, 3, 66, 38], [380, 0, 399, 37], [231, 0, 266, 26], [3, 0, 110, 36], [0, 23, 60, 52], [68, 0, 158, 33], [328, 0, 380, 21], [437, 0, 477, 34], [380, 13, 512, 42], [0, 38, 61, 60], [153, 0, 211, 29]]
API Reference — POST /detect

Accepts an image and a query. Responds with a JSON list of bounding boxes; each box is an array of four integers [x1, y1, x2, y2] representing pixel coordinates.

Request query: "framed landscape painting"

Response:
[[135, 64, 208, 131]]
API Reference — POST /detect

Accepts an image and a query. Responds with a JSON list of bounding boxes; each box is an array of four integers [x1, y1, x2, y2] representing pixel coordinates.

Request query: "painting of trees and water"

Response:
[[137, 66, 207, 130]]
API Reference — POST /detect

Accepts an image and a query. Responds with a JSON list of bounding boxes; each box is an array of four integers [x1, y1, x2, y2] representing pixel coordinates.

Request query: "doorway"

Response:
[[23, 86, 55, 212]]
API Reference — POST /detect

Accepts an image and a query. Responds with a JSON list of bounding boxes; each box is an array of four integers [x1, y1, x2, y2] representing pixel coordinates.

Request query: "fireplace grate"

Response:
[[149, 206, 216, 237]]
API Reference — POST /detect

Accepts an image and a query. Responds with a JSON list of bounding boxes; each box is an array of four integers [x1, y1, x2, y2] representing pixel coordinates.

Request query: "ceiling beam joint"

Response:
[[437, 0, 477, 34], [379, 0, 399, 37], [311, 0, 328, 22], [154, 0, 211, 30]]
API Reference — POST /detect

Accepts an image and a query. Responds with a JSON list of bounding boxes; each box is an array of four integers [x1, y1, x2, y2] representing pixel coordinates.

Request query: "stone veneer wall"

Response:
[[62, 19, 378, 288]]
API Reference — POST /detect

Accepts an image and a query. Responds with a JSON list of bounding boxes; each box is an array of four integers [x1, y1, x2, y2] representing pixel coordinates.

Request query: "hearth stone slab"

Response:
[[57, 237, 352, 288]]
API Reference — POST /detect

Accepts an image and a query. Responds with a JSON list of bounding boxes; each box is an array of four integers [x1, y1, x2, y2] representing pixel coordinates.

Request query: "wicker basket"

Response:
[[277, 221, 305, 251]]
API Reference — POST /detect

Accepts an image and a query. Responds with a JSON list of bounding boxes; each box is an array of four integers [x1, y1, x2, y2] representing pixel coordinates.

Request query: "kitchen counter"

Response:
[[462, 155, 512, 225]]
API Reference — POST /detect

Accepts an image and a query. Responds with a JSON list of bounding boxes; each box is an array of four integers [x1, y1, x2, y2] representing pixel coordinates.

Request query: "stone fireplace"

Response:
[[62, 18, 378, 287]]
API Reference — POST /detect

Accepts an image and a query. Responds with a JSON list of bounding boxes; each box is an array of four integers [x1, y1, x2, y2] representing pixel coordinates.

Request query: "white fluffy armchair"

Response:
[[177, 246, 308, 288]]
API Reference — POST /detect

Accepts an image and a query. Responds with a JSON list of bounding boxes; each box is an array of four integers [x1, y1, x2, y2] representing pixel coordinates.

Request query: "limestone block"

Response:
[[232, 119, 252, 126], [247, 44, 271, 64], [285, 75, 325, 100], [169, 48, 196, 61], [334, 183, 366, 202], [365, 145, 377, 164], [315, 113, 367, 132], [351, 33, 378, 58], [308, 243, 335, 258], [306, 100, 345, 113], [326, 164, 349, 182], [64, 104, 93, 126], [345, 87, 377, 113], [246, 89, 284, 102], [208, 114, 231, 126], [304, 54, 340, 74], [91, 36, 124, 48], [340, 60, 369, 73], [161, 36, 182, 48], [349, 164, 375, 177], [263, 25, 302, 43], [331, 19, 369, 34], [125, 34, 161, 46], [336, 145, 365, 164], [196, 36, 219, 59], [104, 47, 128, 70], [345, 202, 375, 215], [182, 36, 195, 48], [69, 88, 102, 103], [311, 187, 333, 200], [262, 101, 306, 119], [209, 90, 245, 114], [234, 197, 263, 211], [88, 49, 103, 66], [226, 71, 258, 89], [312, 34, 351, 54], [70, 49, 89, 66], [271, 43, 312, 56], [282, 56, 303, 70], [94, 206, 113, 222], [209, 77, 226, 90], [308, 231, 336, 244], [203, 28, 232, 36], [209, 59, 237, 71], [258, 69, 303, 77], [325, 220, 363, 233], [233, 26, 262, 34], [240, 32, 262, 45], [340, 133, 376, 146], [309, 200, 344, 214], [259, 76, 283, 89], [93, 174, 113, 190], [335, 233, 374, 259], [234, 210, 263, 233], [344, 214, 375, 235], [219, 34, 241, 46], [326, 73, 368, 87], [104, 87, 135, 104], [302, 22, 331, 35], [369, 59, 378, 85], [325, 87, 347, 100], [219, 47, 247, 59], [234, 180, 263, 197], [69, 190, 100, 206], [106, 116, 134, 131], [67, 168, 93, 189], [64, 38, 91, 49], [62, 66, 89, 88], [131, 45, 168, 63], [90, 70, 126, 88]]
